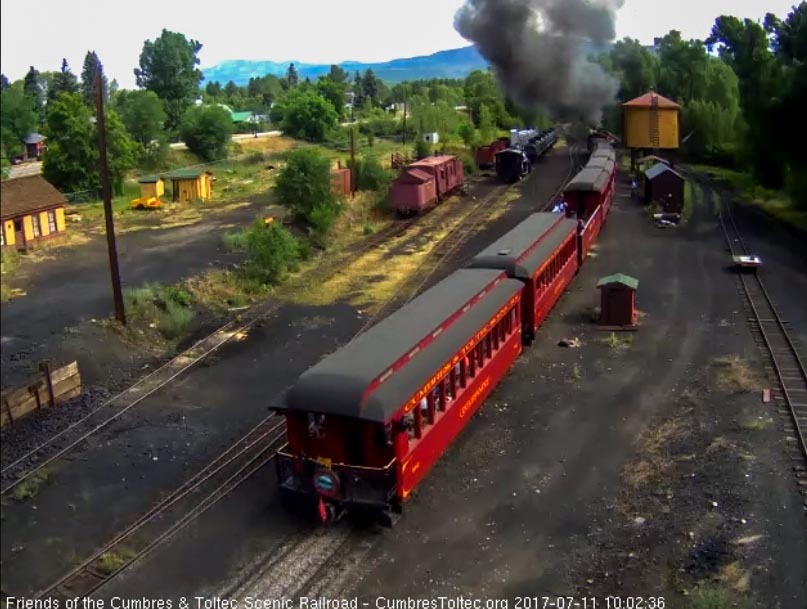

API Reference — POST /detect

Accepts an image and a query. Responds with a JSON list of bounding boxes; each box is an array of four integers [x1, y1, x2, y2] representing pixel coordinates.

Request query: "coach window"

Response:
[[413, 403, 423, 439], [459, 359, 467, 388], [403, 411, 416, 439], [467, 352, 476, 378], [449, 367, 457, 401]]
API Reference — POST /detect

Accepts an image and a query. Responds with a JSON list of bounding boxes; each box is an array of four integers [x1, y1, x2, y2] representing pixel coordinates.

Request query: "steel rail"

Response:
[[718, 204, 807, 466]]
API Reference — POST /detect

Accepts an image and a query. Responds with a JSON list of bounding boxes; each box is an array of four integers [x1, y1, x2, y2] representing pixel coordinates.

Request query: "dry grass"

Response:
[[12, 467, 55, 502], [711, 355, 765, 393], [328, 190, 393, 248], [184, 269, 266, 312], [740, 417, 773, 431], [95, 546, 138, 575], [283, 193, 477, 310], [718, 561, 751, 593], [624, 418, 689, 489], [235, 135, 296, 155]]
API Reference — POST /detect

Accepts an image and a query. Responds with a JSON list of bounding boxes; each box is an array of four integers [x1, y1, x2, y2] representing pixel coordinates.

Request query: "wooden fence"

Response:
[[1, 361, 81, 428]]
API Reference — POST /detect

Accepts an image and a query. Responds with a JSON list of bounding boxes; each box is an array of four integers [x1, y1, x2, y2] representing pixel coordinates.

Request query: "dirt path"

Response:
[[0, 200, 264, 389]]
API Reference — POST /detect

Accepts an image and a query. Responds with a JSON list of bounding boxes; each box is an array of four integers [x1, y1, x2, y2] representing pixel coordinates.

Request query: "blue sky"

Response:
[[0, 0, 796, 88]]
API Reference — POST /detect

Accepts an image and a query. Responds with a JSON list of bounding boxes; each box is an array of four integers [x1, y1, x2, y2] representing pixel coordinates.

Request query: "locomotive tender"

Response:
[[275, 143, 617, 524]]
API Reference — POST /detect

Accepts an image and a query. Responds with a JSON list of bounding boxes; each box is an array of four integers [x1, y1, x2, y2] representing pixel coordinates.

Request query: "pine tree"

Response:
[[23, 66, 43, 115], [353, 71, 365, 108], [286, 63, 299, 88], [80, 51, 107, 107], [48, 59, 79, 102]]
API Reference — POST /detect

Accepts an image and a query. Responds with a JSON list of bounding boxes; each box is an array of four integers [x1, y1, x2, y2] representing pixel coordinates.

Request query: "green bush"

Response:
[[242, 219, 302, 285], [307, 202, 340, 246], [350, 155, 393, 191], [123, 283, 195, 339], [275, 148, 335, 215], [158, 300, 194, 339], [223, 229, 249, 252], [414, 139, 432, 160], [179, 105, 233, 162]]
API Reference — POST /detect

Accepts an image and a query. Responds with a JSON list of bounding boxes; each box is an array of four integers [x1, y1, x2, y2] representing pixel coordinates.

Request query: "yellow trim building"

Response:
[[137, 175, 166, 199], [1, 175, 67, 250]]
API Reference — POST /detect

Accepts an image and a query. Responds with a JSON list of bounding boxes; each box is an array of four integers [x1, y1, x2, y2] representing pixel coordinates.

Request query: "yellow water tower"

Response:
[[622, 91, 680, 151]]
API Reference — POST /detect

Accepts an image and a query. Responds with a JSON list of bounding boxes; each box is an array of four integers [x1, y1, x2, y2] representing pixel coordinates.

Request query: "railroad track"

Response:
[[0, 212, 424, 497], [21, 150, 579, 600], [34, 415, 287, 600], [718, 203, 807, 507], [358, 144, 579, 333]]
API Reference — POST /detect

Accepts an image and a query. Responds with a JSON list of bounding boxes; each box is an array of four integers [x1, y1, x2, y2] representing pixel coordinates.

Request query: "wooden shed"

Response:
[[137, 175, 166, 199], [164, 168, 214, 203], [644, 163, 685, 213], [597, 274, 639, 328], [623, 92, 680, 150], [1, 175, 67, 250]]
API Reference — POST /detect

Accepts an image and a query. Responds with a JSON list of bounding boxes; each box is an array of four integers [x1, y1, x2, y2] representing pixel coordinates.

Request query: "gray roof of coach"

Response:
[[284, 269, 521, 422], [565, 166, 611, 193], [467, 213, 576, 279]]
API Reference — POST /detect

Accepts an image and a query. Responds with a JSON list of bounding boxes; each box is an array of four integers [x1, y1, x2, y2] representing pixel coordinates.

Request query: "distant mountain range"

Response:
[[201, 46, 490, 86]]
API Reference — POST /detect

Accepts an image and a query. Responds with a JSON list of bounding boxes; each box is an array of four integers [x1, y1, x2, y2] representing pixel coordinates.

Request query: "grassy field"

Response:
[[689, 164, 807, 232]]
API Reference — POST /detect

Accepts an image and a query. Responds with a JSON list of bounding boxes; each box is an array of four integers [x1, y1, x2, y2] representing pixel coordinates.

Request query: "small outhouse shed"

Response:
[[644, 163, 685, 213], [597, 274, 639, 328], [164, 168, 214, 203], [137, 175, 166, 199]]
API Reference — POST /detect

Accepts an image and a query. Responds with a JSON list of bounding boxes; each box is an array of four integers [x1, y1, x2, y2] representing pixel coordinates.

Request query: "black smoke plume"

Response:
[[455, 0, 625, 123]]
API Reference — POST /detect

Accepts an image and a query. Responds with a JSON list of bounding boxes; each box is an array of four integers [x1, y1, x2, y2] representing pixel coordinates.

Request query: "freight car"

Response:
[[388, 155, 464, 215], [475, 138, 509, 170], [275, 144, 617, 524]]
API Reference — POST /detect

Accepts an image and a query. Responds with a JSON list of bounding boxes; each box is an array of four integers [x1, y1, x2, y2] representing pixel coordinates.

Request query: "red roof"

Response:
[[410, 155, 456, 167], [398, 169, 432, 183], [622, 92, 680, 109]]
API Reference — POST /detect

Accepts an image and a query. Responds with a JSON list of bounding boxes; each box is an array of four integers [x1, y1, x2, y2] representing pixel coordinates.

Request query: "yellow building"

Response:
[[1, 175, 67, 250], [623, 91, 680, 150], [137, 175, 166, 199], [165, 168, 214, 203]]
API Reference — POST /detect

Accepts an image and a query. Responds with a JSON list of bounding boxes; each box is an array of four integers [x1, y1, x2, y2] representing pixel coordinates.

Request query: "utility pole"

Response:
[[95, 62, 126, 325], [349, 126, 356, 198]]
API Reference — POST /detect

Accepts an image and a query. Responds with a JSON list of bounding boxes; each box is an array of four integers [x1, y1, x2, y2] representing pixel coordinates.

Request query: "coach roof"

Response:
[[284, 269, 522, 422], [466, 213, 577, 280]]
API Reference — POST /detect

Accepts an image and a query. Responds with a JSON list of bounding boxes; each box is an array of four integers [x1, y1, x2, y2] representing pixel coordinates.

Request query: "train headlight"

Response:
[[313, 469, 340, 498]]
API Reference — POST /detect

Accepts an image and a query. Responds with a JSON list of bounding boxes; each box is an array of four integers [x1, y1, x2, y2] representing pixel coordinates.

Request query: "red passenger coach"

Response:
[[563, 158, 616, 260], [275, 269, 523, 523], [467, 213, 579, 342]]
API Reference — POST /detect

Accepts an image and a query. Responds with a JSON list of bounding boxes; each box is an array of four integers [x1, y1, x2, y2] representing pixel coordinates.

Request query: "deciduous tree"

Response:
[[1, 83, 38, 158], [135, 29, 203, 132], [270, 88, 338, 141], [179, 105, 232, 162]]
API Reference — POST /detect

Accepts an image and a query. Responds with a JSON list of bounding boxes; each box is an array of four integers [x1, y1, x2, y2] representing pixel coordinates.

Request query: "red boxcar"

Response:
[[387, 168, 437, 213], [467, 213, 579, 342], [276, 269, 523, 522], [389, 155, 464, 214], [475, 139, 508, 170]]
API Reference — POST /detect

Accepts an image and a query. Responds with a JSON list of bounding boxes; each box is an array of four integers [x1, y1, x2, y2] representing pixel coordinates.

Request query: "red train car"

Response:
[[467, 213, 578, 342], [475, 139, 508, 170], [563, 153, 616, 260], [276, 269, 523, 523], [389, 155, 464, 215]]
